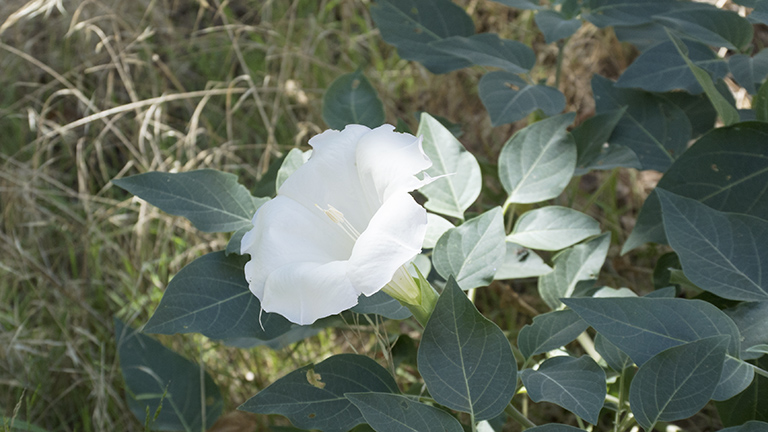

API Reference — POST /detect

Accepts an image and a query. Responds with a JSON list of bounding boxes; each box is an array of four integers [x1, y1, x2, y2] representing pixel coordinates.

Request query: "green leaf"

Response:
[[667, 31, 740, 127], [562, 297, 741, 365], [275, 148, 310, 192], [592, 75, 690, 172], [0, 418, 49, 432], [346, 393, 464, 432], [525, 425, 584, 432], [322, 70, 385, 130], [370, 0, 475, 74], [479, 72, 566, 126], [115, 319, 223, 431], [538, 233, 611, 310], [724, 302, 768, 360], [112, 169, 266, 233], [499, 113, 576, 206], [418, 277, 516, 421], [517, 309, 589, 359], [720, 422, 768, 432], [663, 90, 719, 137], [623, 122, 768, 253], [616, 40, 728, 94], [492, 0, 544, 10], [583, 0, 672, 28], [594, 333, 632, 372], [729, 50, 768, 95], [716, 357, 768, 426], [430, 33, 535, 73], [424, 213, 454, 249], [655, 7, 753, 51], [432, 208, 506, 290], [520, 356, 606, 425], [713, 356, 755, 401], [144, 251, 294, 342], [239, 354, 399, 432], [417, 112, 482, 220], [535, 11, 581, 44], [352, 291, 412, 320], [507, 206, 601, 251], [657, 189, 768, 302], [629, 336, 729, 431], [494, 242, 553, 280], [755, 80, 768, 122], [572, 107, 641, 175]]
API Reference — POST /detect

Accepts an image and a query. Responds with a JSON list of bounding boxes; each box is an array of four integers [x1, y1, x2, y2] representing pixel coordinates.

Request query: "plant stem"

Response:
[[505, 403, 537, 430], [613, 367, 628, 432], [752, 364, 768, 379], [555, 39, 566, 89]]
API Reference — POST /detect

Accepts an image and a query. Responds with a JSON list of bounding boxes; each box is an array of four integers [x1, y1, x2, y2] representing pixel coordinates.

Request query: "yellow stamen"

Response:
[[315, 204, 361, 240]]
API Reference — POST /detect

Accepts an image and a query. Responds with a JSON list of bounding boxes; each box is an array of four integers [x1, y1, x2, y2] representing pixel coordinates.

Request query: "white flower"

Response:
[[240, 124, 433, 325]]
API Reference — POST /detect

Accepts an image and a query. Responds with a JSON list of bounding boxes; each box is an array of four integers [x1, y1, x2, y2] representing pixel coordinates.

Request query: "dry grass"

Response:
[[0, 0, 649, 430]]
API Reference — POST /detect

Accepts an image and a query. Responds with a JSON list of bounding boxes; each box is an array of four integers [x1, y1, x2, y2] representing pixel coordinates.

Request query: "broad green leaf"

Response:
[[517, 309, 589, 359], [322, 70, 385, 130], [657, 189, 768, 302], [417, 112, 482, 219], [629, 336, 729, 431], [525, 425, 583, 432], [493, 0, 544, 10], [112, 169, 266, 233], [623, 122, 768, 253], [616, 40, 728, 94], [424, 213, 454, 249], [418, 277, 516, 421], [594, 333, 632, 372], [520, 356, 606, 425], [716, 357, 768, 426], [663, 90, 719, 137], [239, 354, 399, 432], [583, 0, 672, 28], [755, 80, 768, 122], [724, 302, 768, 360], [370, 0, 475, 74], [499, 113, 576, 206], [668, 31, 740, 127], [115, 319, 223, 431], [144, 251, 293, 342], [748, 0, 768, 24], [432, 208, 506, 290], [352, 291, 412, 320], [507, 206, 600, 251], [346, 393, 464, 432], [535, 11, 581, 44], [713, 356, 755, 401], [721, 422, 768, 432], [479, 72, 566, 126], [747, 345, 768, 356], [592, 75, 690, 172], [430, 33, 535, 73], [572, 107, 640, 175], [729, 50, 768, 95], [655, 7, 753, 51], [275, 148, 310, 192], [562, 297, 741, 366], [494, 242, 553, 280], [538, 233, 610, 310]]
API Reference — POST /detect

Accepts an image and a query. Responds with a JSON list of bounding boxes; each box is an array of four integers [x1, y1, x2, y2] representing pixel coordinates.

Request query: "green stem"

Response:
[[505, 403, 537, 430], [613, 367, 628, 432], [752, 364, 768, 379], [555, 39, 566, 89], [403, 281, 439, 327]]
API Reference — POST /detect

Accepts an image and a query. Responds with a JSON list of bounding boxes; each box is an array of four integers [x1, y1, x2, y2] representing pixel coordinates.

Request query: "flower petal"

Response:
[[278, 125, 376, 232], [262, 261, 358, 325], [241, 196, 354, 299], [348, 192, 427, 296], [355, 124, 432, 203]]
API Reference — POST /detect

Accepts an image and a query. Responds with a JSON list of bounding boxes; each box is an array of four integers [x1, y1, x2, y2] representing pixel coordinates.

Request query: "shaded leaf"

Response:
[[144, 251, 294, 342], [594, 333, 632, 372], [112, 169, 266, 233], [507, 206, 600, 251], [499, 113, 576, 205], [430, 33, 535, 73], [592, 75, 690, 172], [538, 233, 611, 310], [729, 50, 768, 95], [716, 357, 768, 426], [418, 277, 516, 421], [433, 208, 506, 290], [116, 319, 223, 431], [322, 70, 385, 130], [629, 336, 729, 430], [724, 302, 768, 360], [517, 310, 589, 359], [657, 189, 768, 302], [479, 72, 565, 126], [535, 11, 581, 44], [417, 112, 482, 220], [572, 107, 640, 175], [346, 393, 464, 432], [239, 354, 399, 432], [352, 291, 412, 320], [521, 356, 606, 425]]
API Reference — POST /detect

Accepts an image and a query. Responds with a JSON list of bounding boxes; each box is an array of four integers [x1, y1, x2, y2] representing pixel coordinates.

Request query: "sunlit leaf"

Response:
[[507, 206, 600, 251]]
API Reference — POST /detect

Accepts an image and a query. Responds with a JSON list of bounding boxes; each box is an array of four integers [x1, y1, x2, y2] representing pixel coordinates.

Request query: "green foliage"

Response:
[[517, 310, 588, 360], [346, 393, 464, 432], [506, 206, 601, 251], [322, 71, 386, 130]]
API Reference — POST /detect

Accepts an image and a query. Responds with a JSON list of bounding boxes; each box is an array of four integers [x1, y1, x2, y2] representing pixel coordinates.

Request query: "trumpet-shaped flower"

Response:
[[240, 124, 433, 325]]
